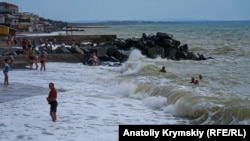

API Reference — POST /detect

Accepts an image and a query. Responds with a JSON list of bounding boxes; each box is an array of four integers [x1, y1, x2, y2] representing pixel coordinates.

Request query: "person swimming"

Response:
[[194, 79, 199, 85], [199, 74, 203, 80], [190, 77, 195, 83], [159, 66, 166, 73]]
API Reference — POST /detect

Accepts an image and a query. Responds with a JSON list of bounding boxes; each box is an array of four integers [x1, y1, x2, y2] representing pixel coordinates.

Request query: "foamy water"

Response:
[[0, 58, 190, 141]]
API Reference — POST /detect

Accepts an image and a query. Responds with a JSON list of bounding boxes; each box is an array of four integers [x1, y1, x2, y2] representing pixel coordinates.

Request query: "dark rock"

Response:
[[156, 32, 173, 40], [109, 56, 120, 62], [168, 48, 177, 59], [71, 46, 84, 54], [55, 47, 71, 53], [179, 44, 189, 52], [171, 39, 181, 47], [147, 47, 165, 59], [97, 47, 107, 57]]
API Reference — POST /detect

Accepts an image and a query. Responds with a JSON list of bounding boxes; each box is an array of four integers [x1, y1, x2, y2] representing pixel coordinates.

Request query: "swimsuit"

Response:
[[3, 64, 10, 73]]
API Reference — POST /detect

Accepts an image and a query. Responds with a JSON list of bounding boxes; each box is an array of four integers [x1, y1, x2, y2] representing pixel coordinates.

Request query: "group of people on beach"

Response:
[[2, 49, 47, 85], [27, 48, 47, 71], [3, 54, 57, 122], [4, 33, 17, 47], [2, 36, 102, 122], [2, 36, 101, 122]]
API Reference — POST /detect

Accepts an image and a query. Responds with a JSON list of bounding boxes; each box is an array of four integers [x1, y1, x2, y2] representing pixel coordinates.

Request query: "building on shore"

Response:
[[0, 2, 48, 34]]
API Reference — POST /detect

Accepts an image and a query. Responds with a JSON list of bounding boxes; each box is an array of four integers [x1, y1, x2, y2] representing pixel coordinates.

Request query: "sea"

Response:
[[69, 21, 250, 124], [1, 21, 250, 141]]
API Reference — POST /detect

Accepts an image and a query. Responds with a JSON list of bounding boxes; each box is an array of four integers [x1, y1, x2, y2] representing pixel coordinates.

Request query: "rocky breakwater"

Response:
[[79, 32, 213, 65], [0, 32, 212, 68]]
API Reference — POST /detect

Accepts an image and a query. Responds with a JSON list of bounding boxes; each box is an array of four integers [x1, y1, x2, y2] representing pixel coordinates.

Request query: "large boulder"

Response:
[[97, 47, 107, 57], [156, 32, 173, 40], [55, 47, 71, 53], [147, 47, 165, 59]]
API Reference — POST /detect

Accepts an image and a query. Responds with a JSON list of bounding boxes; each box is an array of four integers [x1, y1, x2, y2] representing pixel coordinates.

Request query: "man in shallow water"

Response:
[[47, 82, 58, 122]]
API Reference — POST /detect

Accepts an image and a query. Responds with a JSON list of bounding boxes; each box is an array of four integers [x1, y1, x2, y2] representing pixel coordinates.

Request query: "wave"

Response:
[[214, 46, 235, 54], [109, 48, 250, 125], [111, 79, 250, 125]]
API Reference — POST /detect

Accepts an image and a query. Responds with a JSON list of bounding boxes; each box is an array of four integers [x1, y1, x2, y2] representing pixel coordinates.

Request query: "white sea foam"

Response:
[[0, 62, 182, 141]]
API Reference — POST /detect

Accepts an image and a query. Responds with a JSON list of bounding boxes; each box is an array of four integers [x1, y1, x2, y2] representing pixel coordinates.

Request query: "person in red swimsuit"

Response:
[[47, 82, 58, 122]]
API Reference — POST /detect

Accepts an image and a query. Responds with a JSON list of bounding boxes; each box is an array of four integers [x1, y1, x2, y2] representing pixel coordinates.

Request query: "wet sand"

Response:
[[0, 82, 48, 103]]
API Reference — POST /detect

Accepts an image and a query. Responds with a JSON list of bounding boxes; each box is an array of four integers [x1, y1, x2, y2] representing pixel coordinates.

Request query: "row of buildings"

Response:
[[0, 2, 66, 35]]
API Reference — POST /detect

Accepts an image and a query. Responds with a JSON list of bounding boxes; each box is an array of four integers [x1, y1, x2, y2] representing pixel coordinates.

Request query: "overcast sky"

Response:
[[3, 0, 250, 22]]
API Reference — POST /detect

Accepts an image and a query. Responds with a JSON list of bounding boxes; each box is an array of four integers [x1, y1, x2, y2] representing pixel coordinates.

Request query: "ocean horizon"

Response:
[[69, 19, 250, 24]]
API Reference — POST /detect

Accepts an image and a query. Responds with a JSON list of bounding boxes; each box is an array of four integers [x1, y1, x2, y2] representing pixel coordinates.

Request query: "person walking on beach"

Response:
[[47, 82, 58, 122], [39, 52, 47, 71], [3, 59, 10, 85]]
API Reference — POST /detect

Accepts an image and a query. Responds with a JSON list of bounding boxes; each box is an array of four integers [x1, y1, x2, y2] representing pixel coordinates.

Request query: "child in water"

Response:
[[3, 59, 10, 85]]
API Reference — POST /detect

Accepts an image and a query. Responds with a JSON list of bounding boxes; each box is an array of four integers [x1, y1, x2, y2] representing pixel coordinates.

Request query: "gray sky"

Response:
[[3, 0, 250, 22]]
